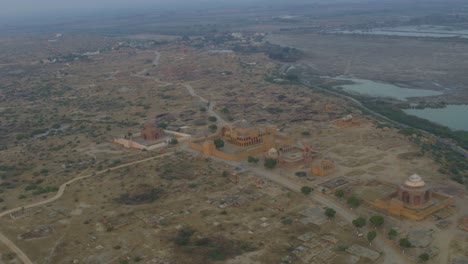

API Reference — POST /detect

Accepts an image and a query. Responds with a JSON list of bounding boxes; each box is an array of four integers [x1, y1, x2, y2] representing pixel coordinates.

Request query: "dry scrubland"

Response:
[[0, 31, 466, 263]]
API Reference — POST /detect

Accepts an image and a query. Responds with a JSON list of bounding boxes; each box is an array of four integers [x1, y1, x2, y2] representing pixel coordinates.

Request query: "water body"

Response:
[[404, 105, 468, 131], [208, 49, 234, 54], [329, 25, 468, 39], [333, 77, 443, 101]]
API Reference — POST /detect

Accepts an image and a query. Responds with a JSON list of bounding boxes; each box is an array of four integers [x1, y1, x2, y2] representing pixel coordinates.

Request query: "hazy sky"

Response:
[[1, 0, 292, 17], [2, 0, 167, 17], [1, 0, 323, 18]]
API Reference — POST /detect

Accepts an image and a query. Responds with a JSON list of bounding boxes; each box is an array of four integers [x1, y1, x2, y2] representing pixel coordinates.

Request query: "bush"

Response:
[[335, 189, 344, 198], [388, 229, 398, 240], [324, 208, 336, 219], [214, 139, 224, 149], [301, 131, 310, 136], [300, 186, 313, 195], [169, 138, 178, 145], [264, 158, 277, 169], [367, 231, 377, 243], [369, 215, 384, 227], [247, 156, 259, 164], [208, 248, 225, 260], [399, 238, 412, 248], [347, 196, 361, 208], [208, 116, 217, 122], [352, 217, 366, 228], [209, 125, 218, 131], [281, 217, 293, 225], [419, 253, 429, 262]]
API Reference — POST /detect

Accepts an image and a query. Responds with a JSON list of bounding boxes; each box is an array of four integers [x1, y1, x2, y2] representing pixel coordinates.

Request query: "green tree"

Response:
[[419, 253, 429, 262], [214, 139, 224, 149], [157, 122, 168, 129], [367, 230, 377, 244], [352, 217, 366, 228], [247, 156, 259, 164], [399, 238, 412, 248], [169, 138, 178, 145], [324, 208, 336, 219], [209, 124, 218, 131], [335, 189, 344, 198], [369, 215, 385, 227], [300, 186, 313, 195], [208, 116, 217, 122], [388, 229, 398, 240], [347, 196, 361, 208], [264, 158, 277, 169], [301, 131, 310, 136]]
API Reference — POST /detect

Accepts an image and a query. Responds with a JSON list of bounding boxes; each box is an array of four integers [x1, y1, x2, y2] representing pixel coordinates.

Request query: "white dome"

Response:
[[268, 148, 279, 158], [404, 174, 425, 188]]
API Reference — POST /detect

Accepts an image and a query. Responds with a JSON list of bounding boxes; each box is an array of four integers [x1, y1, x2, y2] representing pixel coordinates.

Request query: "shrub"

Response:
[[248, 156, 259, 164], [352, 217, 366, 228], [324, 208, 336, 219], [367, 231, 377, 244], [209, 125, 218, 131], [369, 215, 384, 227], [301, 131, 310, 136], [388, 229, 398, 240], [399, 238, 412, 248], [169, 138, 178, 145], [419, 253, 429, 262], [208, 116, 217, 122], [335, 189, 344, 198], [214, 139, 224, 149], [300, 186, 313, 195], [208, 248, 225, 260], [264, 158, 277, 169], [347, 196, 361, 207]]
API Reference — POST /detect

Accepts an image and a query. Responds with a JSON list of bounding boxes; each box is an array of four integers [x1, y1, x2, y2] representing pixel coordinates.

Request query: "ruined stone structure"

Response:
[[311, 159, 336, 176], [189, 120, 291, 161], [358, 175, 453, 221], [397, 174, 431, 209], [141, 123, 165, 141], [265, 145, 317, 167], [220, 120, 277, 147]]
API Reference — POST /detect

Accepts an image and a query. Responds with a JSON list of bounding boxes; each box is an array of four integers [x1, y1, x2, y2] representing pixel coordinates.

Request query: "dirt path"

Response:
[[183, 83, 227, 126], [0, 152, 173, 264]]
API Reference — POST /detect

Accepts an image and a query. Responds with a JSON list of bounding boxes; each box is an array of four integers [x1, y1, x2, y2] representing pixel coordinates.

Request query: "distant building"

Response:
[[356, 174, 453, 221], [141, 123, 165, 141], [189, 120, 291, 161]]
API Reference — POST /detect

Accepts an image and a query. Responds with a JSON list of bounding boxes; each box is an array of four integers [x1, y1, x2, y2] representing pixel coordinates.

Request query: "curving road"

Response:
[[0, 152, 173, 264]]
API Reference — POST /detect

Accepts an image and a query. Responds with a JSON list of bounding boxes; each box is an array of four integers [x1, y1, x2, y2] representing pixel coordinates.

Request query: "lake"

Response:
[[333, 77, 443, 101], [328, 25, 468, 39], [404, 105, 468, 131]]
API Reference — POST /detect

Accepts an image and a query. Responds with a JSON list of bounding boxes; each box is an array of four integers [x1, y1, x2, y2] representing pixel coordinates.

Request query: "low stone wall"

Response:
[[364, 190, 453, 221]]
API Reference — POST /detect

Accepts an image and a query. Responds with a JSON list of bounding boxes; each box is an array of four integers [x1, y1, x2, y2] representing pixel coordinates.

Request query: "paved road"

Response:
[[0, 152, 173, 264]]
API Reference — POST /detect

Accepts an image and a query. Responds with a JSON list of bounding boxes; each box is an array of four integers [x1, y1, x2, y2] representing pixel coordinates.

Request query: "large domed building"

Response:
[[397, 174, 431, 208]]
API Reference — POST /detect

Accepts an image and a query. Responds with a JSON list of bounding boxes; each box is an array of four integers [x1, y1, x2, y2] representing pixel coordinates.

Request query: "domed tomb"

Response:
[[398, 174, 431, 208]]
